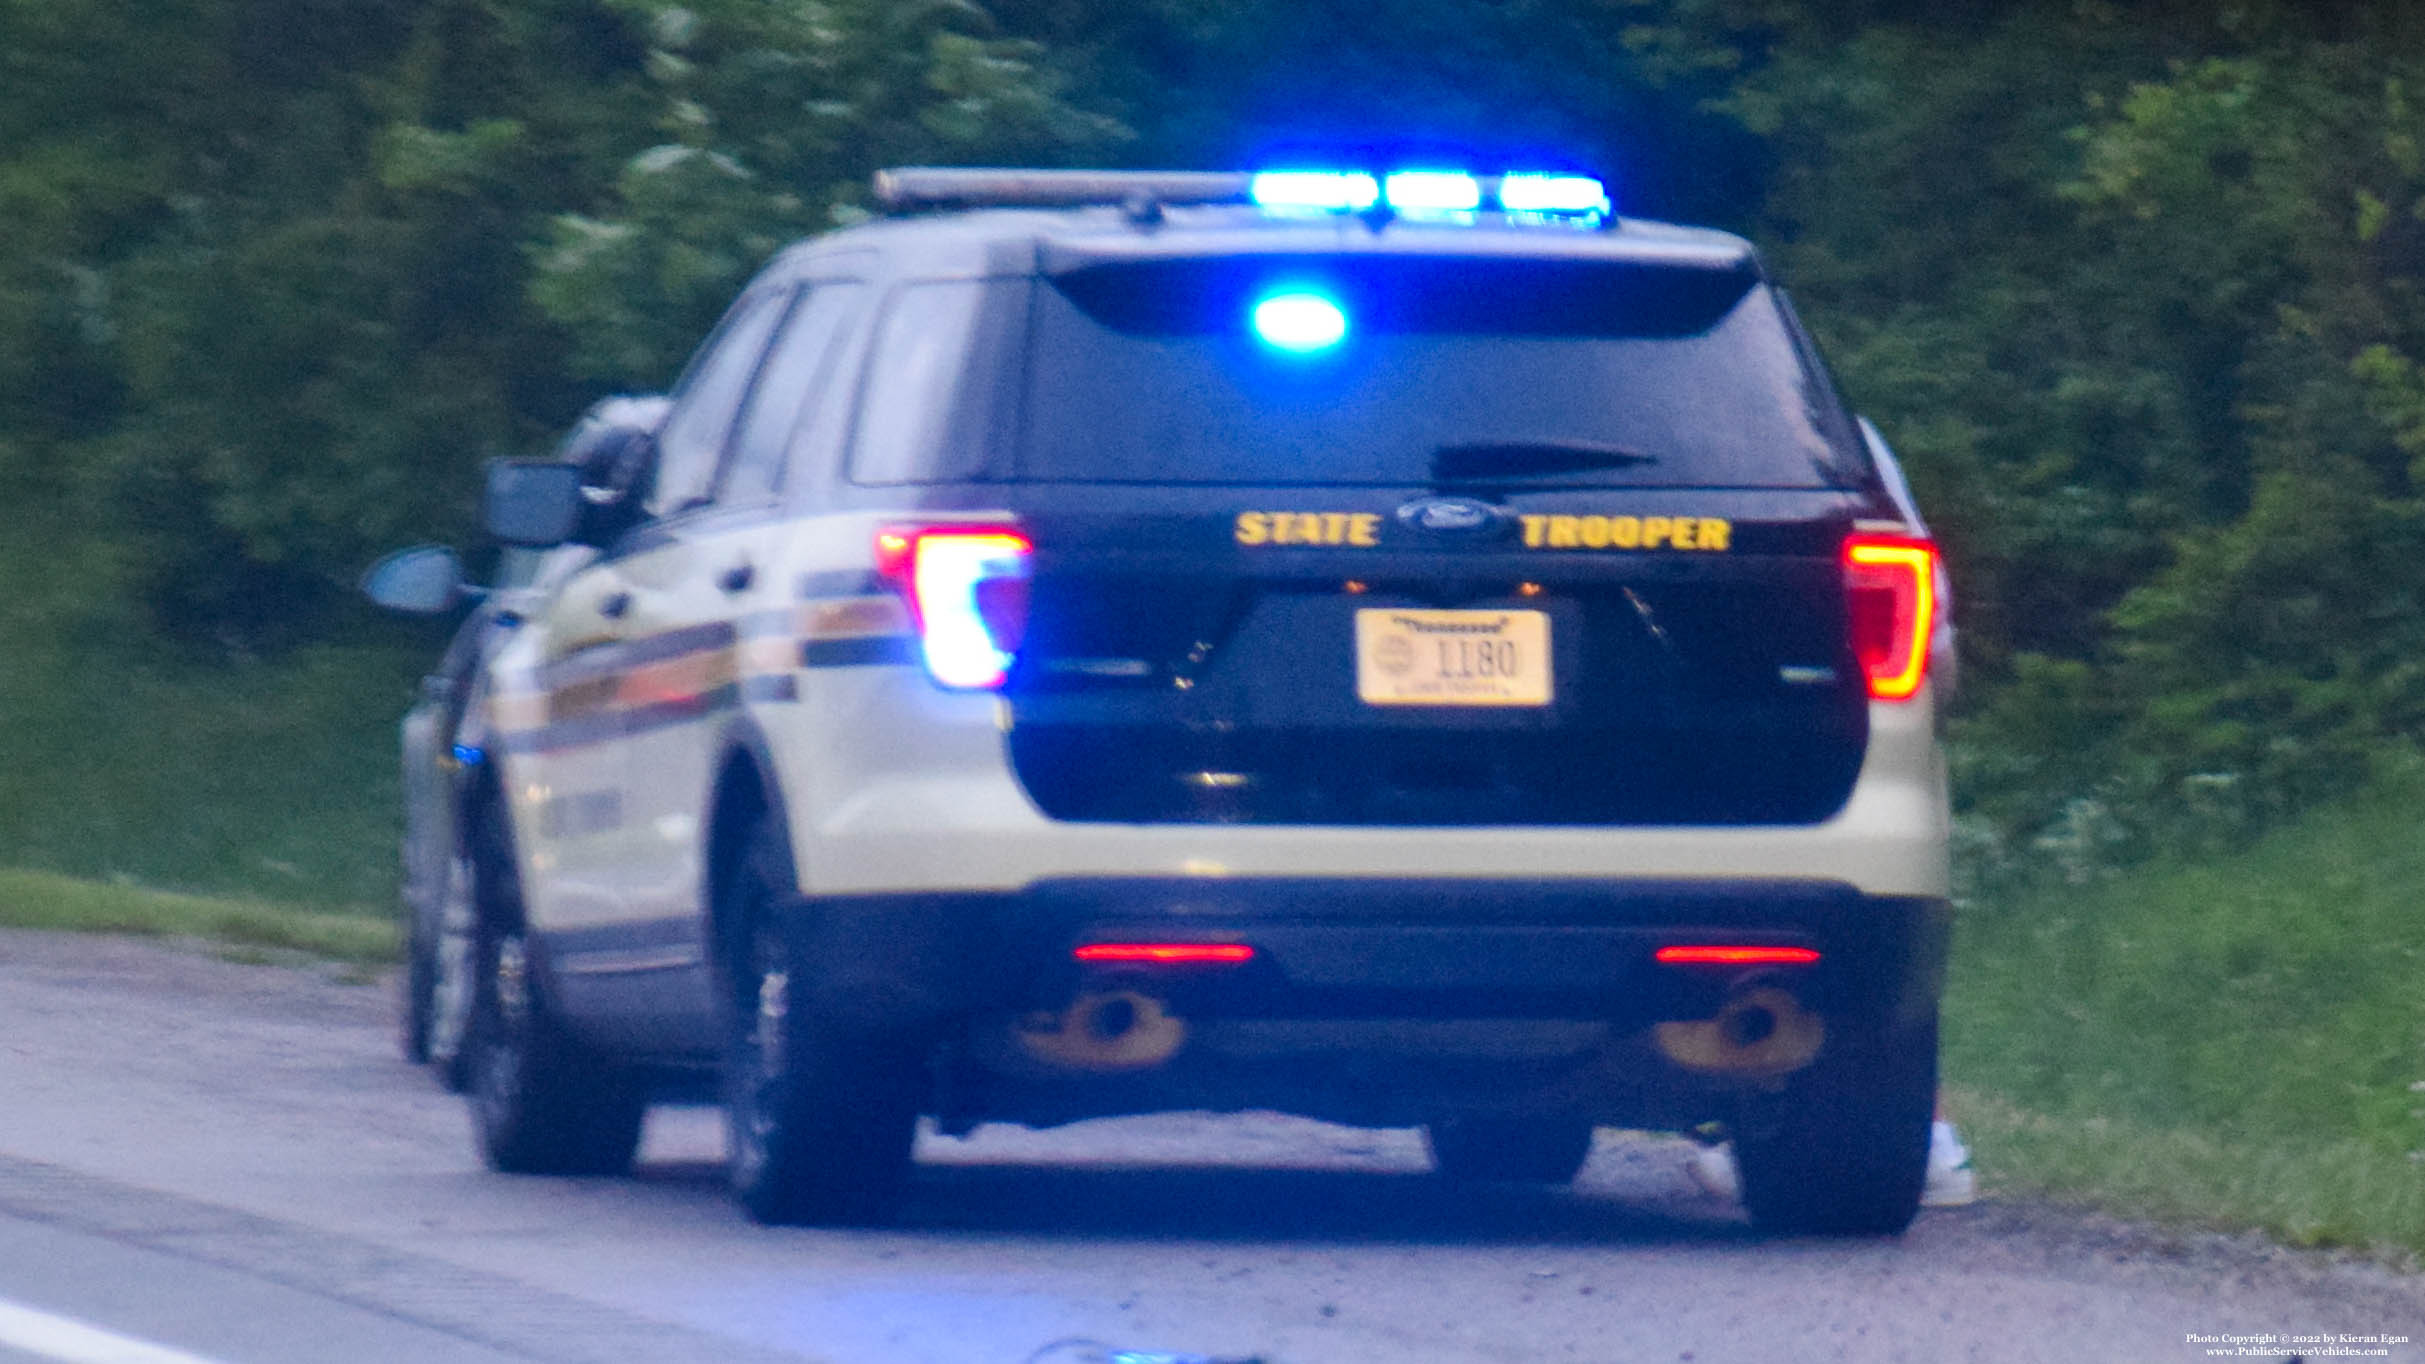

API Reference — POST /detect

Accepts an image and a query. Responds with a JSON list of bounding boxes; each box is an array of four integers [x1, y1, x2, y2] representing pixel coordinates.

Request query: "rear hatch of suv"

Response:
[[888, 243, 1894, 827]]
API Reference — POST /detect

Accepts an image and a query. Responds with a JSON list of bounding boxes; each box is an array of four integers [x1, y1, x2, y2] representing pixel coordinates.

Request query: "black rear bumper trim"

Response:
[[782, 876, 1948, 1033]]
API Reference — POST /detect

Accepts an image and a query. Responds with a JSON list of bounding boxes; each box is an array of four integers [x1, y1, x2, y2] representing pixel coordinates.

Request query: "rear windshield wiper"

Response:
[[1428, 439, 1660, 483]]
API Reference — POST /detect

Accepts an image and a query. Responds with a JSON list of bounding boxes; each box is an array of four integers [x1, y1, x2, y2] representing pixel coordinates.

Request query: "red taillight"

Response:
[[1843, 534, 1939, 702], [1073, 943, 1257, 965], [1654, 945, 1822, 966], [875, 524, 1032, 690]]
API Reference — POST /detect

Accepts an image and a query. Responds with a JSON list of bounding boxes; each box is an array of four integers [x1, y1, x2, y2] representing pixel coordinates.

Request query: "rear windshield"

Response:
[[1017, 256, 1869, 489]]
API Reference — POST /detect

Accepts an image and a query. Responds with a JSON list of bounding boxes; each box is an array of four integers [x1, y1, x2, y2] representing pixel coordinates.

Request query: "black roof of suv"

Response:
[[765, 169, 1880, 500]]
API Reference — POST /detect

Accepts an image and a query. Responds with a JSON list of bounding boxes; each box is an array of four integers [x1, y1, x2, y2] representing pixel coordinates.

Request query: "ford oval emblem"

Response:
[[1396, 495, 1507, 538]]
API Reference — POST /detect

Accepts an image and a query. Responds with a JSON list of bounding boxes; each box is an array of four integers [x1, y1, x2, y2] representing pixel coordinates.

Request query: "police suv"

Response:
[[366, 167, 1953, 1235]]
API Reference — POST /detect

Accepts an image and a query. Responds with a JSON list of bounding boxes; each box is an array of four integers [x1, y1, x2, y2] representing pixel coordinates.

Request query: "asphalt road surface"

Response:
[[0, 928, 2415, 1364]]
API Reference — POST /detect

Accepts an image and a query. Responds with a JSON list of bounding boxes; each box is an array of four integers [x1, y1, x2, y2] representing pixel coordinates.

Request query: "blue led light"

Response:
[[1498, 172, 1611, 217], [1384, 170, 1482, 215], [1251, 291, 1349, 353], [1249, 170, 1379, 213], [1249, 165, 1611, 223], [450, 743, 485, 767]]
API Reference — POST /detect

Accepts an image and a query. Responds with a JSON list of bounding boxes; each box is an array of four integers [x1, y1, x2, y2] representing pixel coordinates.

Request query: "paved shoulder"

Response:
[[0, 1154, 818, 1364]]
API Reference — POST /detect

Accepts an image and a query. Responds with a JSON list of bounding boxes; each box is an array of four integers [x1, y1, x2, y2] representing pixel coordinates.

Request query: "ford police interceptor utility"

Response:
[[365, 166, 1953, 1235]]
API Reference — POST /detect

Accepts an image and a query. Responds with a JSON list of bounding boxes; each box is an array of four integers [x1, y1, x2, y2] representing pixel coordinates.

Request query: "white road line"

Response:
[[0, 1298, 228, 1364]]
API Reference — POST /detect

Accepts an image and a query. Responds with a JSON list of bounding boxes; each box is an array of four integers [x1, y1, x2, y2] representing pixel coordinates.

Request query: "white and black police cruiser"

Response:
[[366, 166, 1954, 1234]]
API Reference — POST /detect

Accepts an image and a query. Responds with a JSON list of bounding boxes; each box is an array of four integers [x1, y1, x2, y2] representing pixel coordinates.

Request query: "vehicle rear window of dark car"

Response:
[[1017, 255, 1870, 489]]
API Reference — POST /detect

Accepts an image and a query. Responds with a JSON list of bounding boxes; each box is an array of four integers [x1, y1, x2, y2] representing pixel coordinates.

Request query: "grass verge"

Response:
[[0, 867, 396, 966], [1945, 763, 2425, 1262], [0, 510, 428, 906], [1946, 1086, 2425, 1261]]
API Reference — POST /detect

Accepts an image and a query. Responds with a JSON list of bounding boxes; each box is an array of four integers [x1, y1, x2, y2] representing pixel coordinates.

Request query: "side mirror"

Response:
[[485, 459, 587, 547], [362, 546, 468, 615]]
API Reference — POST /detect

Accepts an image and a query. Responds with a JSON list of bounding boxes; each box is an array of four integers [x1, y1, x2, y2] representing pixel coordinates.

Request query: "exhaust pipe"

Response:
[[1654, 984, 1824, 1078], [1014, 989, 1188, 1072]]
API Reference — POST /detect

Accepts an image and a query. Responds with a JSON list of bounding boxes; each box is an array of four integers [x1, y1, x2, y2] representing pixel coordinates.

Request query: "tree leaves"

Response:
[[0, 0, 1124, 642]]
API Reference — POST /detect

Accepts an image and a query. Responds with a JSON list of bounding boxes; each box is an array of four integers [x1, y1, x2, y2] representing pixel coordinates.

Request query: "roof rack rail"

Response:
[[872, 168, 1251, 213]]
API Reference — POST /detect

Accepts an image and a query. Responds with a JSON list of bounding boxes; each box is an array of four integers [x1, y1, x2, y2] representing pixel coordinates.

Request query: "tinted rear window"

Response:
[[1019, 256, 1868, 489]]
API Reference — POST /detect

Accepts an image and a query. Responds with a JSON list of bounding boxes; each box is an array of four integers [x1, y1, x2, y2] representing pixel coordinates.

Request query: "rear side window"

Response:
[[719, 282, 868, 504], [848, 280, 1023, 485], [1020, 257, 1870, 489]]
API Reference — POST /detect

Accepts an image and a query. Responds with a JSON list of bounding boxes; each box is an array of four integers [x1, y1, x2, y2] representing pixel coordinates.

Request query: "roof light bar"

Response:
[[871, 167, 1612, 221], [1250, 170, 1380, 213], [873, 167, 1248, 212], [1499, 173, 1612, 217], [1384, 170, 1482, 215]]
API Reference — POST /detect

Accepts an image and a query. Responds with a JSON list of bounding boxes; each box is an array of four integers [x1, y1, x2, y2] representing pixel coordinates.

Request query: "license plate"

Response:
[[1355, 608, 1552, 707]]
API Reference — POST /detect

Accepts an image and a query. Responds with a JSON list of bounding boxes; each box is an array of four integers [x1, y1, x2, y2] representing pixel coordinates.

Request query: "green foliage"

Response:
[[528, 0, 1128, 386], [0, 505, 423, 902], [0, 0, 1126, 642], [1946, 758, 2425, 1255], [1677, 3, 2425, 875], [530, 144, 805, 384]]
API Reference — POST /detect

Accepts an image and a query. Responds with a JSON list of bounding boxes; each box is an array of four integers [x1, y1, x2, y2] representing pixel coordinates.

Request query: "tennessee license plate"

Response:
[[1355, 608, 1552, 707]]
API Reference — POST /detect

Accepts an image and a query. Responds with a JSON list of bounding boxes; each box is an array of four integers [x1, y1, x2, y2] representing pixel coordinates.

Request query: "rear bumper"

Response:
[[785, 681, 1951, 901], [787, 874, 1949, 1036]]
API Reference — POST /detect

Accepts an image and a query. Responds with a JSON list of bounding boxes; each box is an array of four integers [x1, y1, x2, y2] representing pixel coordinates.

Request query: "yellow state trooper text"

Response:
[[1233, 511, 1383, 547], [1519, 514, 1732, 551]]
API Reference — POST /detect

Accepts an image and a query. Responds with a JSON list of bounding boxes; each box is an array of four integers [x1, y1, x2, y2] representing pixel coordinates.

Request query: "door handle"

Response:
[[599, 590, 632, 619], [718, 562, 755, 594]]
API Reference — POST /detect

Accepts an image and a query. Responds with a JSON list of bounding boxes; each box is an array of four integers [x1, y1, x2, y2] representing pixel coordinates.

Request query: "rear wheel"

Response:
[[399, 911, 435, 1065], [1425, 1115, 1597, 1184], [723, 812, 922, 1226], [427, 848, 480, 1092], [461, 810, 646, 1176], [1733, 1012, 1936, 1236]]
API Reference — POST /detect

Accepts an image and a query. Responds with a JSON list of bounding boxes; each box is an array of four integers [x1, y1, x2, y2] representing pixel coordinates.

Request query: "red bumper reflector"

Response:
[[1073, 943, 1256, 965], [1655, 945, 1822, 967]]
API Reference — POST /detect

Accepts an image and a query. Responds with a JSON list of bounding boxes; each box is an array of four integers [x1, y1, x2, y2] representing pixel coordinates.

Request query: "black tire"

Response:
[[461, 809, 647, 1177], [1733, 1011, 1936, 1236], [429, 847, 480, 1094], [723, 812, 921, 1226], [400, 913, 435, 1065], [1425, 1115, 1597, 1184]]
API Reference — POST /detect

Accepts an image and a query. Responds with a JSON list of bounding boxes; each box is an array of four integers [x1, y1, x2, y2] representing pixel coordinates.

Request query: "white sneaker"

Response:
[[1686, 1141, 1741, 1202], [1923, 1119, 1978, 1207], [1683, 1120, 1978, 1208]]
